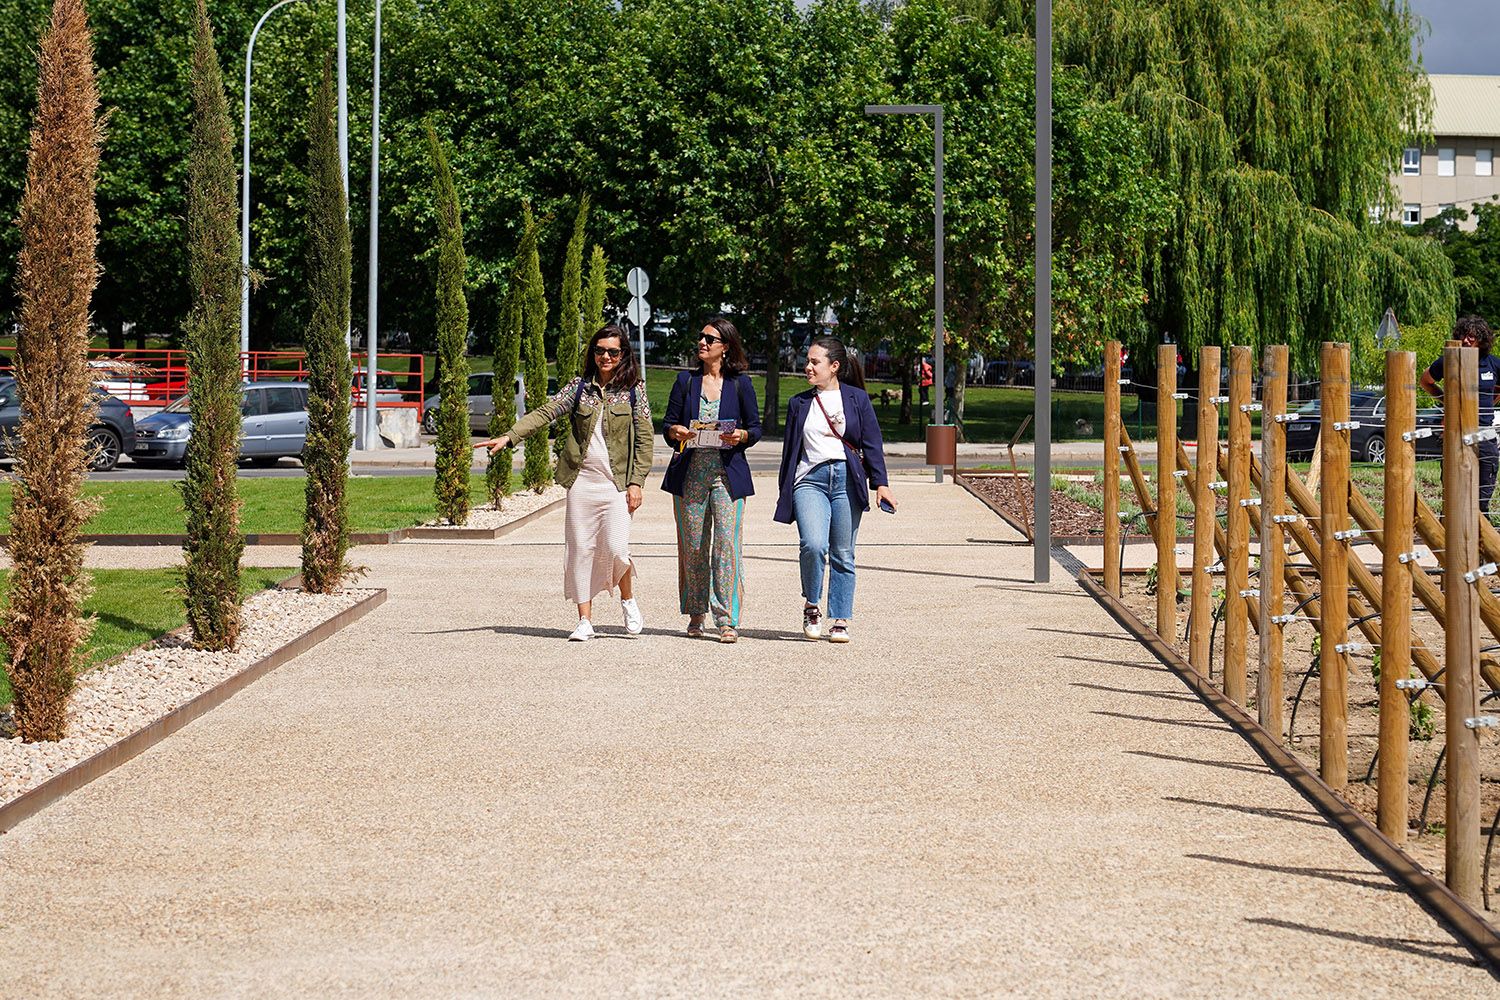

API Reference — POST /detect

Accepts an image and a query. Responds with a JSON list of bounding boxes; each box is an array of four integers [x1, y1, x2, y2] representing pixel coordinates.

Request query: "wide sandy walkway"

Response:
[[1, 473, 1494, 996]]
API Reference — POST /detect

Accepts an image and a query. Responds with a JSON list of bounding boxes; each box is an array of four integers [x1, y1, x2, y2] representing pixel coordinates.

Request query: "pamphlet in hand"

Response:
[[688, 419, 737, 449]]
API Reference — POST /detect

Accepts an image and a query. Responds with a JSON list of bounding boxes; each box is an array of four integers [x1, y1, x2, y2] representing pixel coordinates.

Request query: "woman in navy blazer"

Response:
[[774, 336, 896, 643], [662, 318, 762, 641]]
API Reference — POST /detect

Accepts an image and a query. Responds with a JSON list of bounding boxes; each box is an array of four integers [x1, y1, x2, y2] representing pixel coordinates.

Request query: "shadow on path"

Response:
[[1164, 795, 1327, 829], [1127, 749, 1272, 776], [1072, 681, 1199, 704], [1244, 917, 1487, 972], [1092, 709, 1225, 732], [1188, 854, 1398, 893], [414, 623, 806, 643]]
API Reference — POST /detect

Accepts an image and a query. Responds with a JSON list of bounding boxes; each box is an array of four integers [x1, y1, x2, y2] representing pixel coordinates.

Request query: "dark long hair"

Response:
[[1456, 315, 1494, 355], [693, 316, 749, 378], [581, 324, 641, 387], [810, 335, 865, 390]]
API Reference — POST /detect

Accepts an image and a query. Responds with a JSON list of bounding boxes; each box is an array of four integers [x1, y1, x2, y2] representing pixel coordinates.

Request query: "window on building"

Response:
[[1479, 149, 1494, 177], [1438, 148, 1455, 177], [1402, 203, 1421, 226], [1402, 147, 1421, 175]]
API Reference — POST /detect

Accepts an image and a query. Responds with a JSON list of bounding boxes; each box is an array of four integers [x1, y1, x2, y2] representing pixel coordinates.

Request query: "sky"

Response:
[[1411, 0, 1496, 74]]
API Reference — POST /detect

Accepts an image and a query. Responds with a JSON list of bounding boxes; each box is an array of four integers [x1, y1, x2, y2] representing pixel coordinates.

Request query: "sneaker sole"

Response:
[[827, 633, 850, 643]]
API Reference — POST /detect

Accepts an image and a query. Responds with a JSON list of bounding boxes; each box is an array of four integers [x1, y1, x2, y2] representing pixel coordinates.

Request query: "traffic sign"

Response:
[[627, 297, 652, 328], [627, 267, 650, 298]]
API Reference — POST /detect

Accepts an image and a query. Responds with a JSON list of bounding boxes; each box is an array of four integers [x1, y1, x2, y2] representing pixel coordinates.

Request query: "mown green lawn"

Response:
[[0, 566, 292, 707], [0, 474, 511, 536]]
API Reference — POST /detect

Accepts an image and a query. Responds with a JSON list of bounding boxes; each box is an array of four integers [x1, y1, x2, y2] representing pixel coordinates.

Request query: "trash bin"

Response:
[[926, 423, 957, 468]]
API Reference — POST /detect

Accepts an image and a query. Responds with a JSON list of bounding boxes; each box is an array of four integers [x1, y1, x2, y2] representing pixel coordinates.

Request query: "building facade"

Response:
[[1391, 74, 1500, 231]]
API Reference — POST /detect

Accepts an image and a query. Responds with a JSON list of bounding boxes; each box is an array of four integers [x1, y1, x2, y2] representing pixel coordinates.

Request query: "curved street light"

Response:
[[240, 0, 307, 365]]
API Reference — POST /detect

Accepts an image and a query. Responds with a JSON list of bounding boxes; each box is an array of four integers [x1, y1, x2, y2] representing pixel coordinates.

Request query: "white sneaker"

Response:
[[568, 619, 595, 641], [621, 598, 643, 635], [802, 604, 822, 640]]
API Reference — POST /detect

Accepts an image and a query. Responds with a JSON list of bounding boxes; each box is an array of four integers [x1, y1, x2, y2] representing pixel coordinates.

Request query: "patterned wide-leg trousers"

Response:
[[673, 459, 745, 628]]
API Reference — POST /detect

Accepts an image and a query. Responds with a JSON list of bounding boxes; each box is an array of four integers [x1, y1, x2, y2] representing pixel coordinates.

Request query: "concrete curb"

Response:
[[0, 587, 388, 835]]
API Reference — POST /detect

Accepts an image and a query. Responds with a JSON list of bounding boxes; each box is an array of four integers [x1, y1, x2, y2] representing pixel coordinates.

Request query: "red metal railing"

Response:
[[0, 347, 425, 409]]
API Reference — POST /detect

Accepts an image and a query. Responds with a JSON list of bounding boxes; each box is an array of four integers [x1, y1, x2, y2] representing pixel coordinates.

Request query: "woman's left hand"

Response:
[[875, 485, 897, 512], [626, 485, 643, 514], [719, 428, 747, 447]]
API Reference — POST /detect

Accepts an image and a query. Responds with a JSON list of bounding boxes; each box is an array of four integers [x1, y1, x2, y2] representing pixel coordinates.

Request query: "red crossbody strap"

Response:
[[814, 391, 863, 460]]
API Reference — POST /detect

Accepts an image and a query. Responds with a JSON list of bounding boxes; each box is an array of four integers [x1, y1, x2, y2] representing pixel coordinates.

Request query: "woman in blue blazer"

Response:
[[662, 317, 762, 641], [773, 336, 896, 643]]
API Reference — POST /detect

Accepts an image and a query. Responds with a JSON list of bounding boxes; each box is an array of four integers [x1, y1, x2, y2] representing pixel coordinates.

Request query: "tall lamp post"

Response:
[[241, 0, 307, 370], [864, 103, 946, 484], [1034, 1, 1053, 584], [361, 0, 382, 450]]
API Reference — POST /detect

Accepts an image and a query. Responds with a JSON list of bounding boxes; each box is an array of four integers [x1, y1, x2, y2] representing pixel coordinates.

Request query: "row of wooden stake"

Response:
[[1100, 339, 1495, 907]]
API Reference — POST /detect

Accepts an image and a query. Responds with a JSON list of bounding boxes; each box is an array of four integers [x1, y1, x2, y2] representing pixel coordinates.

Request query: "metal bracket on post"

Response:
[[1397, 551, 1422, 564], [1209, 395, 1228, 405], [1239, 402, 1262, 413], [1332, 528, 1363, 542], [1401, 427, 1434, 442], [1464, 716, 1498, 730], [1462, 562, 1498, 585], [1332, 421, 1361, 432], [1396, 678, 1435, 692], [1462, 427, 1499, 447]]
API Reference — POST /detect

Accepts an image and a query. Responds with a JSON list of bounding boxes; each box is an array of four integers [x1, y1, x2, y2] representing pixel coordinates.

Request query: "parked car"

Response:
[[0, 377, 136, 472], [131, 381, 310, 466], [1282, 390, 1444, 463], [421, 372, 557, 435], [983, 359, 1035, 386], [351, 368, 406, 406]]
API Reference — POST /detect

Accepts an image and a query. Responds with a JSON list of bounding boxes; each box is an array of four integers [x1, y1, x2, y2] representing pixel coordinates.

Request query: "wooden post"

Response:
[[1258, 345, 1288, 736], [1189, 347, 1221, 674], [1104, 341, 1122, 596], [1319, 342, 1351, 791], [1378, 350, 1414, 844], [1441, 343, 1482, 904], [1156, 344, 1178, 639], [1224, 346, 1252, 705]]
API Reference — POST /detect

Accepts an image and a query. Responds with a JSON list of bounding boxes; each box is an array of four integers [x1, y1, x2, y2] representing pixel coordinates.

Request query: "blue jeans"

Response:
[[793, 460, 863, 619]]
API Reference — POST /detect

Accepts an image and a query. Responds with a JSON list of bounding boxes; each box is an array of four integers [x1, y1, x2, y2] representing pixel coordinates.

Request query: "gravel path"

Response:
[[0, 475, 1494, 995]]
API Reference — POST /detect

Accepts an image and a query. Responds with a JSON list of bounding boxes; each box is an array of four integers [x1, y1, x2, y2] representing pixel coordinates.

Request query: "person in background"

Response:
[[917, 356, 934, 412], [774, 336, 896, 643], [1420, 314, 1500, 514], [661, 317, 762, 642], [476, 325, 654, 641]]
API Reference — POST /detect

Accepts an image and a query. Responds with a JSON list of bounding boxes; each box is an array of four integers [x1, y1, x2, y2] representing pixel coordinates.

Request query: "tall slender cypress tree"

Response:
[[181, 0, 244, 650], [582, 244, 609, 336], [519, 202, 552, 492], [427, 122, 471, 524], [488, 270, 520, 506], [300, 59, 353, 593], [554, 196, 589, 457], [1, 0, 103, 742]]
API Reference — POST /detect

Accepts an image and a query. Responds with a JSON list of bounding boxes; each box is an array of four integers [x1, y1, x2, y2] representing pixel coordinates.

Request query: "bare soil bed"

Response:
[[964, 473, 1148, 538]]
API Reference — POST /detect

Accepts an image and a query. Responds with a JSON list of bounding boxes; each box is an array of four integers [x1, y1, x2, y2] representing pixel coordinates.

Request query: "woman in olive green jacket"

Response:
[[478, 325, 655, 641]]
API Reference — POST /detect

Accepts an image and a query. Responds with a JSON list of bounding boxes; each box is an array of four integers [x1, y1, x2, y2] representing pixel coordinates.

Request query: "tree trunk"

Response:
[[954, 360, 968, 443], [900, 355, 913, 424], [107, 317, 124, 351], [762, 301, 781, 435]]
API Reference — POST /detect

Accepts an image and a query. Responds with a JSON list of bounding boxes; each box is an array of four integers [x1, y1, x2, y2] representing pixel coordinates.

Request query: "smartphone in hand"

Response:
[[878, 498, 896, 514]]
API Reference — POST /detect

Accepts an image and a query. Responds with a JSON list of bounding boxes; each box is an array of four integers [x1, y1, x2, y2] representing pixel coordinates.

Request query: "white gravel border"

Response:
[[421, 484, 566, 530], [0, 586, 374, 805]]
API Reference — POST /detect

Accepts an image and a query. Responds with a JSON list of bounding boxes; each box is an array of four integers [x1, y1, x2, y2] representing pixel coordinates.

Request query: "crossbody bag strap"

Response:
[[814, 391, 862, 457]]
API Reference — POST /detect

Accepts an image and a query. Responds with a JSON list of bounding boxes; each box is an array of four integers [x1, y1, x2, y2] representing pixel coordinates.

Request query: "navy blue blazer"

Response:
[[660, 370, 763, 500], [773, 383, 890, 523]]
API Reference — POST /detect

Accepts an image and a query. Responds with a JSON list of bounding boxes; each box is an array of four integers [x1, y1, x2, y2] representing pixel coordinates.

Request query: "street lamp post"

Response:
[[362, 0, 382, 450], [241, 0, 306, 370], [864, 103, 945, 484], [1035, 1, 1053, 584]]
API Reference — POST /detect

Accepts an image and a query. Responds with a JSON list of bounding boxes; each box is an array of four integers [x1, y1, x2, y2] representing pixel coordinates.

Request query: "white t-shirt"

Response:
[[796, 386, 848, 482]]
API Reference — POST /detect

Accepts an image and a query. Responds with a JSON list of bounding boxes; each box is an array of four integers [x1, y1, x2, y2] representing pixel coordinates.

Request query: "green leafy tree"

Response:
[[300, 59, 353, 593], [427, 121, 472, 524], [1, 0, 102, 742], [1421, 201, 1500, 321], [180, 0, 244, 650], [519, 201, 552, 492], [1056, 0, 1455, 368]]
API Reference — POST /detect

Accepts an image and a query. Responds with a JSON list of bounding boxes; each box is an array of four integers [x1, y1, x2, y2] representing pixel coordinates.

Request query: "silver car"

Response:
[[132, 381, 310, 466], [422, 371, 527, 435]]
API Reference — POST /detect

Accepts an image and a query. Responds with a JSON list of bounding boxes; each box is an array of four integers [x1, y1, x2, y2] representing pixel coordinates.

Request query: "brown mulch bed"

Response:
[[963, 473, 1147, 538]]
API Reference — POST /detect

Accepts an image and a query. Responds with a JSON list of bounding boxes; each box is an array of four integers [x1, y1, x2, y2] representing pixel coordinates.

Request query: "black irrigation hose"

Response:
[[1418, 745, 1448, 838], [1485, 799, 1499, 911], [1289, 657, 1318, 742]]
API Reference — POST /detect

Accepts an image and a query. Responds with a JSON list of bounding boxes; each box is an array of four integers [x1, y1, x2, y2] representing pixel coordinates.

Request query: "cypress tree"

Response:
[[555, 196, 590, 457], [519, 202, 552, 492], [426, 122, 471, 524], [1, 0, 103, 742], [180, 0, 244, 650], [582, 245, 608, 344], [487, 270, 520, 506], [300, 59, 353, 593]]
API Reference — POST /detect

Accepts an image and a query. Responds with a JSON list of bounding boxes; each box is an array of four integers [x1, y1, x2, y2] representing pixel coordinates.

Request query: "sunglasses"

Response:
[[592, 346, 623, 358], [698, 333, 724, 345]]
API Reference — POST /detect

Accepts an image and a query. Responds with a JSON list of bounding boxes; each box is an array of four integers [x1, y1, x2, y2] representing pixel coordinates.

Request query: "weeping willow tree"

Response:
[[1056, 0, 1455, 370]]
